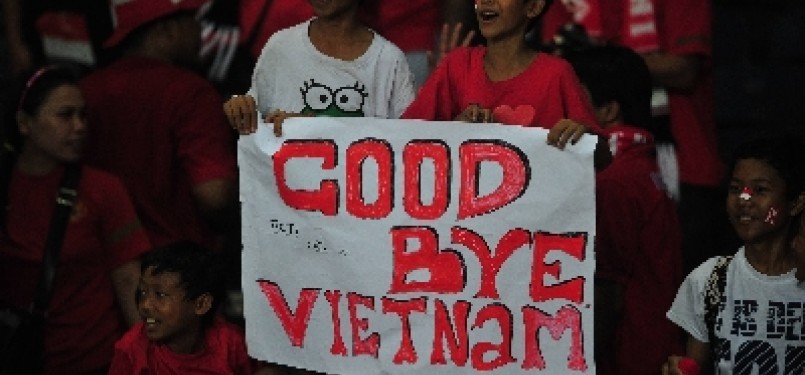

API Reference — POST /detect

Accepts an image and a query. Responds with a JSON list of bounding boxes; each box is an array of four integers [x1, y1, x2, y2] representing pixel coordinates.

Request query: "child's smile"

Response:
[[137, 267, 206, 354], [727, 159, 791, 244]]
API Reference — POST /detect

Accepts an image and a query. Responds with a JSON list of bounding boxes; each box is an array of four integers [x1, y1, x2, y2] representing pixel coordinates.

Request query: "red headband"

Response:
[[17, 67, 53, 113]]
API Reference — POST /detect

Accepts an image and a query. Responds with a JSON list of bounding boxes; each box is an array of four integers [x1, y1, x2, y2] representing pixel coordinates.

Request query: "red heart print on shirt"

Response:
[[492, 105, 535, 125]]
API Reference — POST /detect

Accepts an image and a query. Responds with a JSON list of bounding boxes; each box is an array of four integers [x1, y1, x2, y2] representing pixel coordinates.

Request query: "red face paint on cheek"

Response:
[[764, 206, 779, 225]]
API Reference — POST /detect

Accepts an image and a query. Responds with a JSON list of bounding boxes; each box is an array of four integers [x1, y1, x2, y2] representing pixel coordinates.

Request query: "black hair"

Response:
[[1, 66, 81, 230], [139, 241, 225, 326], [564, 45, 653, 132], [117, 10, 197, 52], [729, 132, 805, 201], [526, 0, 554, 36]]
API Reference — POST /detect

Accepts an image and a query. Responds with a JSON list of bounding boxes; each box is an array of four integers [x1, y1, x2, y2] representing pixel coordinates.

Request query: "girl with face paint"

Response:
[[662, 134, 805, 375]]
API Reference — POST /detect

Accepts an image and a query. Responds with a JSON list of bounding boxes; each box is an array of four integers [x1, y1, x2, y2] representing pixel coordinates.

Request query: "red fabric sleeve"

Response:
[[91, 170, 152, 268], [557, 63, 603, 133], [172, 82, 238, 186], [401, 49, 465, 121]]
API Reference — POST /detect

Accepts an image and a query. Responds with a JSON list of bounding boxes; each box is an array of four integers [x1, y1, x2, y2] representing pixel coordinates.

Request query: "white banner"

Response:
[[239, 117, 597, 375]]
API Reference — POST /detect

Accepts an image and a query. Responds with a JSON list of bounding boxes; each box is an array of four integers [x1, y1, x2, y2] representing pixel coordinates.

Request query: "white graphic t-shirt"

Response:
[[249, 19, 415, 120], [667, 247, 805, 375]]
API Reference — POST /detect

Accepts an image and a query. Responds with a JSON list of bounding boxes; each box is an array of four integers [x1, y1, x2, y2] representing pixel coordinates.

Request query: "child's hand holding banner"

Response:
[[239, 117, 597, 375]]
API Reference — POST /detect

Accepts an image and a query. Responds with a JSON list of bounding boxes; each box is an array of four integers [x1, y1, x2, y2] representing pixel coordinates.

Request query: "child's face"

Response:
[[308, 0, 359, 19], [727, 158, 792, 245], [475, 0, 543, 42], [137, 267, 208, 353]]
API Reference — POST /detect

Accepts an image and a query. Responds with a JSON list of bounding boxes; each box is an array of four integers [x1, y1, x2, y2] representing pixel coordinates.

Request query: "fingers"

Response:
[[448, 23, 463, 54], [273, 117, 282, 137], [265, 110, 286, 137], [547, 119, 589, 150], [430, 22, 473, 72], [439, 23, 451, 57], [461, 29, 476, 47], [461, 104, 492, 123], [664, 356, 684, 375], [224, 95, 257, 135]]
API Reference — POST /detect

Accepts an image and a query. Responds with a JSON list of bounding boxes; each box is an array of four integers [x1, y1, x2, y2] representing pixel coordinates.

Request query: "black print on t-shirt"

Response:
[[712, 299, 805, 375]]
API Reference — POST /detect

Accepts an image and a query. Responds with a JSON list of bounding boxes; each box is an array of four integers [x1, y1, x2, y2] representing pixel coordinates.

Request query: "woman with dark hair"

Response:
[[0, 66, 151, 374]]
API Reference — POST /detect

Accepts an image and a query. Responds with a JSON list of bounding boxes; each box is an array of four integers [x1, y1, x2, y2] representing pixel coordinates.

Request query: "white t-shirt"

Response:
[[667, 247, 805, 375], [249, 19, 415, 120]]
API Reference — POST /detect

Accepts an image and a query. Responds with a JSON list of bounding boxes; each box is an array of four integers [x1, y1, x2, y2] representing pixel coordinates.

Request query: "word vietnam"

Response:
[[257, 230, 590, 372]]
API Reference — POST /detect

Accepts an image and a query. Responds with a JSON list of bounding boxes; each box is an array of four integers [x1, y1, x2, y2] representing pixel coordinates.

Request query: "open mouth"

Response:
[[477, 10, 499, 22]]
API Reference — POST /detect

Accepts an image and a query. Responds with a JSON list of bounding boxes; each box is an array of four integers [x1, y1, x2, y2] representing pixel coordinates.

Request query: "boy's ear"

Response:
[[526, 0, 548, 19], [596, 101, 620, 126], [193, 293, 213, 316]]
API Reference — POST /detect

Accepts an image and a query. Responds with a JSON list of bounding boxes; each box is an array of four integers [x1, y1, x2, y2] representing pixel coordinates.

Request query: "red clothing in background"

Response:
[[595, 125, 684, 375], [0, 166, 151, 374], [542, 0, 721, 186], [365, 0, 440, 53], [80, 57, 237, 248]]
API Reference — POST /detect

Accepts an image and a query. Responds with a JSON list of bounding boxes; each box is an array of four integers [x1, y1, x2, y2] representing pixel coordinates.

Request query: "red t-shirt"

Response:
[[0, 166, 151, 374], [80, 57, 237, 248], [402, 46, 600, 132], [595, 125, 684, 375], [542, 0, 722, 186], [108, 318, 257, 375], [654, 0, 722, 187]]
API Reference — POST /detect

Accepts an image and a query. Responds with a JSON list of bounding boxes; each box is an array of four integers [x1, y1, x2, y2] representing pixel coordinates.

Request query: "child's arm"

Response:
[[111, 260, 142, 327], [224, 95, 258, 135]]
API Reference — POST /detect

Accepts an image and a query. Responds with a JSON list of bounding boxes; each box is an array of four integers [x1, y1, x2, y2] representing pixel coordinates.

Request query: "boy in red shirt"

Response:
[[108, 242, 278, 375], [566, 45, 684, 375]]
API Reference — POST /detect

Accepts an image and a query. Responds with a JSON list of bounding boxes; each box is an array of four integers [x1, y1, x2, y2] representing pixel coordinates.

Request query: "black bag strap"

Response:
[[30, 163, 82, 317], [704, 255, 733, 351]]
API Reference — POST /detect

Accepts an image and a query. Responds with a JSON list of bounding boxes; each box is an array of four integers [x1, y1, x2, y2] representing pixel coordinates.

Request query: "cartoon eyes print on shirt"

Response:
[[492, 105, 536, 125], [300, 80, 368, 117]]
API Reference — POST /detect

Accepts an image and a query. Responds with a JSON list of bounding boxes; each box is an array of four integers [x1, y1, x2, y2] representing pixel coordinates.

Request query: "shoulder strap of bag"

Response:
[[704, 255, 733, 349], [30, 163, 82, 317]]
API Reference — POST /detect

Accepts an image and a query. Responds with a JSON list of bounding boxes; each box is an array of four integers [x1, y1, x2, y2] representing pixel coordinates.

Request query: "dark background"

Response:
[[713, 0, 805, 158], [2, 0, 804, 165]]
